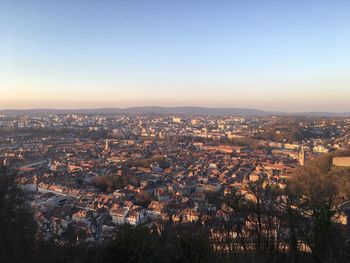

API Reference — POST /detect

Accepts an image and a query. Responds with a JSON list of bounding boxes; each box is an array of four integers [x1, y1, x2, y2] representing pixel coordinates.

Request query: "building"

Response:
[[173, 117, 182, 123], [299, 147, 305, 166], [313, 145, 329, 153], [333, 157, 350, 167], [191, 119, 199, 125]]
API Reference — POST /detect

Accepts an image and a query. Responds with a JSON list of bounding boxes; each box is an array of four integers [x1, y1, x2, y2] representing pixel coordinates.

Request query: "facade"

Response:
[[333, 157, 350, 167]]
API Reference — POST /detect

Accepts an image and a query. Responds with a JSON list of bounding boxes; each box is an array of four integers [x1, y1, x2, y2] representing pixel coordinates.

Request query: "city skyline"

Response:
[[1, 0, 350, 111]]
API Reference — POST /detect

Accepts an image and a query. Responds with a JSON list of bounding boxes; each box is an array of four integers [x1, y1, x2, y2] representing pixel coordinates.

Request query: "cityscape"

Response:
[[1, 1, 350, 263], [1, 112, 350, 245]]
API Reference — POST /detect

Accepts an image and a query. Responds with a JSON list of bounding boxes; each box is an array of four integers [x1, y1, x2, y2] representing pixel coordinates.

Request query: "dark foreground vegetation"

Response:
[[1, 151, 350, 263]]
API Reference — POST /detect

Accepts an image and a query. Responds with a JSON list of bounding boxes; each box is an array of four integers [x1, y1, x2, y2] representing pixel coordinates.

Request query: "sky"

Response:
[[1, 0, 350, 112]]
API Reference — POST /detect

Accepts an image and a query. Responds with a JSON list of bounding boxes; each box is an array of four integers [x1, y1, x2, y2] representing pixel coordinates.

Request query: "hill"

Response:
[[1, 106, 349, 117]]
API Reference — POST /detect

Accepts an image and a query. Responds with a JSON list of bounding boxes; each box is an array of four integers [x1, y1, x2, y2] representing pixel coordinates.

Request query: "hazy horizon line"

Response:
[[1, 105, 349, 114]]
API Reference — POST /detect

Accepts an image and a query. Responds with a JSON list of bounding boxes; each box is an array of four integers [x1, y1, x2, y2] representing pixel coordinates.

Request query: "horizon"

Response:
[[1, 105, 350, 114], [1, 1, 350, 111]]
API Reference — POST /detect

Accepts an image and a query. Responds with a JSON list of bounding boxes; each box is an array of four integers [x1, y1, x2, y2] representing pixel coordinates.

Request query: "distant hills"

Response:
[[1, 106, 349, 117]]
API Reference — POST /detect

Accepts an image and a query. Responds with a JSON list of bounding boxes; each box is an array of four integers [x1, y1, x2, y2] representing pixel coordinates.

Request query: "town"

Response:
[[1, 113, 349, 244]]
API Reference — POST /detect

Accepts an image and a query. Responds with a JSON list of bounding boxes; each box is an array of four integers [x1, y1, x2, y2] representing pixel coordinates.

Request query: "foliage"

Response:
[[91, 174, 137, 192], [86, 224, 213, 263], [0, 174, 38, 263]]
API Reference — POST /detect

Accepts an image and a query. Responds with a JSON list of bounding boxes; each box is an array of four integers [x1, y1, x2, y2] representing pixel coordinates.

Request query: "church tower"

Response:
[[299, 147, 306, 166]]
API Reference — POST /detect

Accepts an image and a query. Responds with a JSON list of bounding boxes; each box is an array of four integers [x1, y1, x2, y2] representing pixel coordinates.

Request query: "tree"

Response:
[[287, 151, 350, 263], [0, 172, 38, 263]]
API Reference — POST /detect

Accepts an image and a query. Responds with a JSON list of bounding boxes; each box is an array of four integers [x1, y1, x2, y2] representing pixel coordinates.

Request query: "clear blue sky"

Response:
[[1, 0, 349, 111]]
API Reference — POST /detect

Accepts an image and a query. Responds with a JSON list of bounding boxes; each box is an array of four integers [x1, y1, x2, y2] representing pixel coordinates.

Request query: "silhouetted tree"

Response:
[[0, 172, 37, 263]]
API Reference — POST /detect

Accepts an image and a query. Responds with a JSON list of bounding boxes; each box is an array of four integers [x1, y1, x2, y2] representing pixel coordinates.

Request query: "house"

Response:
[[174, 208, 199, 223], [147, 201, 164, 219], [125, 209, 146, 225], [110, 204, 129, 225], [72, 210, 89, 223]]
